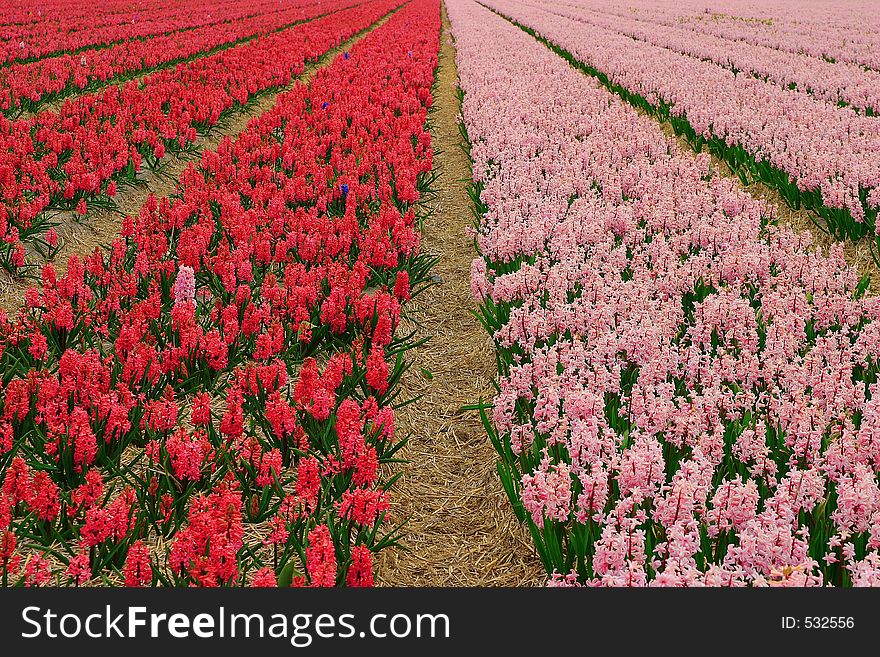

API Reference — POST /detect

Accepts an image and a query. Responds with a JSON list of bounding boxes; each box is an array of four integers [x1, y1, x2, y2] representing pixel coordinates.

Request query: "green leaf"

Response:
[[277, 560, 302, 588]]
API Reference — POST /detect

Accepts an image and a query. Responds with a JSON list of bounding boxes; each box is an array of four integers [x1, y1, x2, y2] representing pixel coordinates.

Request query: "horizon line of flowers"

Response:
[[560, 0, 880, 72], [0, 0, 312, 67], [0, 0, 366, 118], [527, 0, 880, 116]]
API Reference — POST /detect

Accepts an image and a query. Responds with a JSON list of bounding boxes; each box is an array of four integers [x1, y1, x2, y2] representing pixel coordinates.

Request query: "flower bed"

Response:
[[450, 0, 880, 586], [0, 0, 440, 587], [480, 0, 880, 245], [577, 0, 880, 72], [527, 0, 880, 116], [0, 0, 303, 66], [0, 0, 401, 274], [0, 0, 364, 116]]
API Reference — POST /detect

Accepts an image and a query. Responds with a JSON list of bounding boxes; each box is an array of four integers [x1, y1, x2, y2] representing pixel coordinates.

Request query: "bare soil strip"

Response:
[[376, 3, 543, 587], [0, 7, 401, 314]]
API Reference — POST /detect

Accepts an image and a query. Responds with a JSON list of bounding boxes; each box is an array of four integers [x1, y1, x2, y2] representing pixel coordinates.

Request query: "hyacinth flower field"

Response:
[[1, 0, 880, 591]]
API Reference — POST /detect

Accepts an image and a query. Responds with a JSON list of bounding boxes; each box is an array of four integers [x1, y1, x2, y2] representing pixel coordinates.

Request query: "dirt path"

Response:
[[0, 8, 401, 314], [376, 3, 543, 587]]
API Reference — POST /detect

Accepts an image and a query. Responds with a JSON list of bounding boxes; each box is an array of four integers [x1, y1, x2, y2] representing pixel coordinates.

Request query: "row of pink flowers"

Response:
[[530, 0, 880, 115], [483, 0, 880, 227], [571, 0, 880, 72], [0, 0, 362, 116], [450, 0, 880, 586]]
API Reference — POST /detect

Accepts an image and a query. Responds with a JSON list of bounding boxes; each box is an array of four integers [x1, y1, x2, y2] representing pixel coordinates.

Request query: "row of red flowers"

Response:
[[0, 0, 363, 117], [0, 0, 399, 275], [0, 0, 303, 66], [0, 0, 440, 587]]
